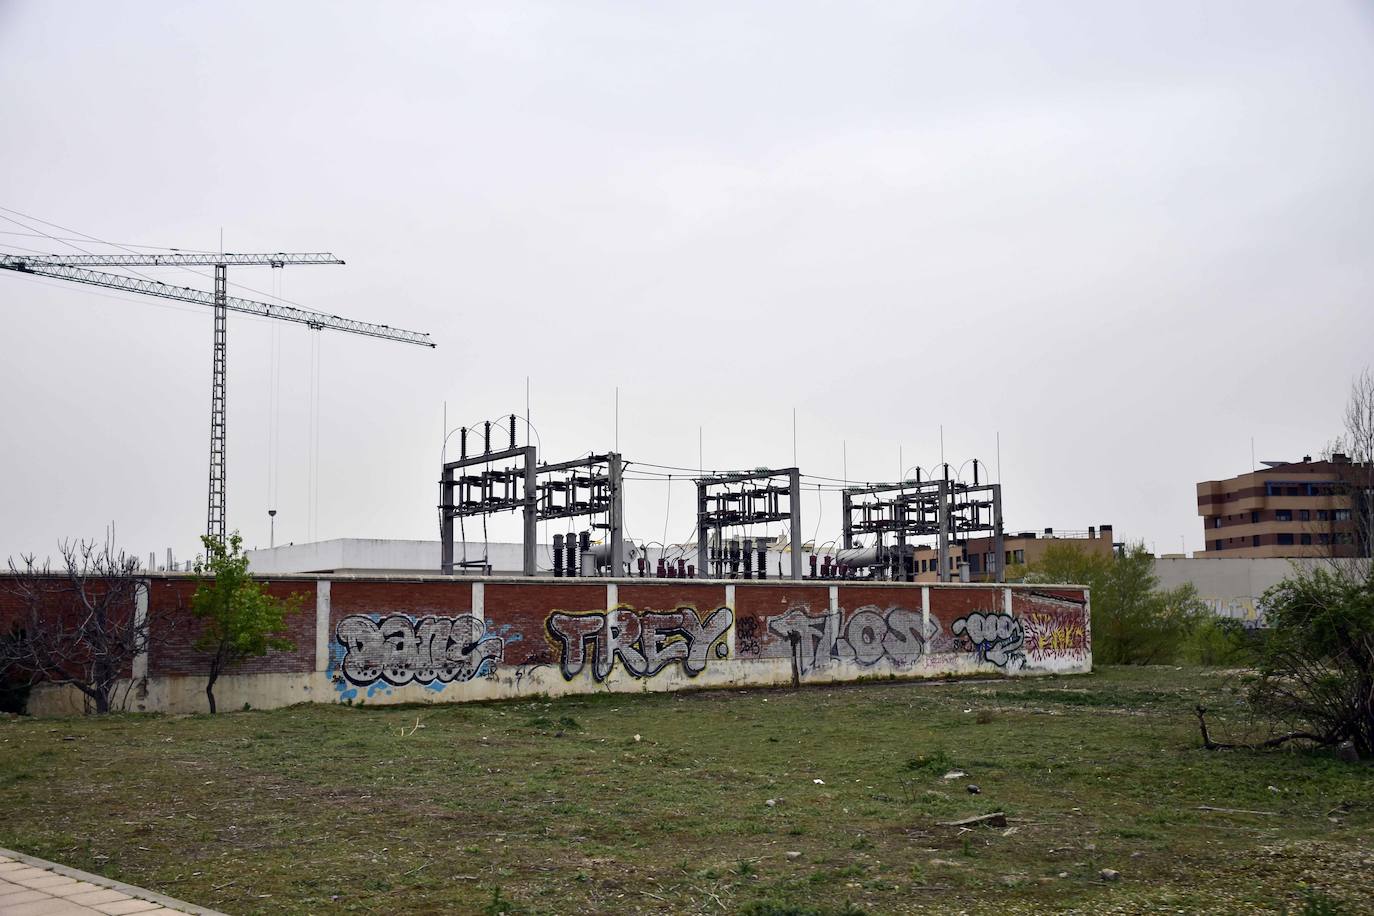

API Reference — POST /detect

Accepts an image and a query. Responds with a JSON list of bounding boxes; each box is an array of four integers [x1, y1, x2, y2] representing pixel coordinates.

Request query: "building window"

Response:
[[1213, 540, 1223, 551], [1318, 534, 1331, 545], [1276, 510, 1292, 522], [1299, 509, 1310, 522], [1252, 535, 1260, 547], [1250, 511, 1260, 524], [1286, 486, 1300, 496], [1301, 534, 1312, 545], [1277, 533, 1295, 546], [1318, 510, 1330, 521], [1212, 517, 1221, 529], [1013, 549, 1025, 564], [1335, 509, 1352, 521]]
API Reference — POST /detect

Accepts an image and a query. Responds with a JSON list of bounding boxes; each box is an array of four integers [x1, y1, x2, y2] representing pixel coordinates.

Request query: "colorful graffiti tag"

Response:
[[335, 614, 504, 687], [546, 606, 733, 681], [764, 605, 936, 675], [951, 611, 1025, 668], [1022, 607, 1089, 661]]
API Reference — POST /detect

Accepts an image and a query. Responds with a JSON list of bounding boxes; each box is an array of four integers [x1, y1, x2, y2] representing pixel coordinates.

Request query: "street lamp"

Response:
[[268, 509, 277, 548]]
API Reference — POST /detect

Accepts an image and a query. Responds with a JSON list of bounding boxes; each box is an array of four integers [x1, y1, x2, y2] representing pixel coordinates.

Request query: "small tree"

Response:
[[1202, 368, 1374, 756], [1247, 565, 1374, 755], [0, 541, 149, 714], [191, 533, 301, 714], [1022, 542, 1204, 665], [1330, 367, 1374, 578]]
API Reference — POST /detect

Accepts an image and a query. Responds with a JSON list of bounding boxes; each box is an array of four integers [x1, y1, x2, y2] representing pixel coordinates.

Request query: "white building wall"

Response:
[[1153, 557, 1303, 626]]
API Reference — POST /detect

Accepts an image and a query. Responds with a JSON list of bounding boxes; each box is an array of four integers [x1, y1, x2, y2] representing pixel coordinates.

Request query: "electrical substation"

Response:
[[437, 415, 1007, 583]]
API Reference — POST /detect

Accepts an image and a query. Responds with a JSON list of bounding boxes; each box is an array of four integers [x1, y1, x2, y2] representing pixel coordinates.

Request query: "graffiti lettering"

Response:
[[952, 612, 1025, 669], [547, 606, 733, 681], [335, 614, 504, 687], [766, 605, 935, 674], [1023, 611, 1087, 660], [736, 616, 762, 656]]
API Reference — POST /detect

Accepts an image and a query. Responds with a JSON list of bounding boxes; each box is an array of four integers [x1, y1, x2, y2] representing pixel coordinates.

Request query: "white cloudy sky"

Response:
[[1, 1, 1372, 566]]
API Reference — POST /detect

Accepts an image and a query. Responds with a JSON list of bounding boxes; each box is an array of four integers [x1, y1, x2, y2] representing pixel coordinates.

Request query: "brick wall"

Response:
[[147, 578, 317, 677], [5, 574, 1091, 713]]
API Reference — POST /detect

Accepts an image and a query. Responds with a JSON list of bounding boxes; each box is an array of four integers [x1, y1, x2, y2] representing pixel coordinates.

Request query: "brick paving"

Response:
[[0, 849, 223, 916]]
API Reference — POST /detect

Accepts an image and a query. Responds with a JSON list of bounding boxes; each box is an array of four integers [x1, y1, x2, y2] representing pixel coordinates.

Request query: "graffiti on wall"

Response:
[[764, 605, 937, 675], [335, 614, 504, 687], [951, 612, 1025, 669], [546, 606, 733, 681], [1201, 596, 1266, 627], [1021, 604, 1089, 661]]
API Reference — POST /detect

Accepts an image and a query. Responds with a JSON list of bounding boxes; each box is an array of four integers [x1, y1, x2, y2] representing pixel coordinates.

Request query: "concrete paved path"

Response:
[[0, 848, 225, 916]]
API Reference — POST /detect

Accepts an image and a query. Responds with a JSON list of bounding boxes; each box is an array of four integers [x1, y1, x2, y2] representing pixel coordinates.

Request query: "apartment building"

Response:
[[1196, 454, 1369, 558], [910, 524, 1117, 582]]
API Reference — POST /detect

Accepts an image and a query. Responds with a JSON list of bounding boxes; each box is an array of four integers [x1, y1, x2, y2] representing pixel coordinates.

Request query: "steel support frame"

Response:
[[206, 263, 227, 544], [440, 444, 538, 576], [535, 453, 625, 576], [695, 467, 803, 580], [841, 478, 1004, 582]]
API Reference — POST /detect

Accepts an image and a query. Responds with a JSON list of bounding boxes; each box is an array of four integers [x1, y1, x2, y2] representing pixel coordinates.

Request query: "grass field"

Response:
[[1, 667, 1371, 915]]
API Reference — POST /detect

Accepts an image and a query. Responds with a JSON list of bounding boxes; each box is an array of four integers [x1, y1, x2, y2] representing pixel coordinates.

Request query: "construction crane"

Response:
[[0, 250, 435, 543]]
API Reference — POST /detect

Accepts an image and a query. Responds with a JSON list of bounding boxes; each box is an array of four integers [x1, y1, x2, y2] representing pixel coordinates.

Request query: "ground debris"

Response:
[[938, 812, 1007, 828]]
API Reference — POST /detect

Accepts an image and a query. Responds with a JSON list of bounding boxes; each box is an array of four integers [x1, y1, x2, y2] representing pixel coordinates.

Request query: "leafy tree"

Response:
[[191, 533, 301, 714], [1249, 564, 1374, 755], [1021, 542, 1204, 665]]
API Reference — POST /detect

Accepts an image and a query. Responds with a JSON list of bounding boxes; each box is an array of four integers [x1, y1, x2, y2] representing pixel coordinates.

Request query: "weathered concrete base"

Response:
[[28, 656, 1073, 716]]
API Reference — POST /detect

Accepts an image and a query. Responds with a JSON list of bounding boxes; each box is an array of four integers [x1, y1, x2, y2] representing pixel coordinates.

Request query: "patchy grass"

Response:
[[0, 667, 1371, 914]]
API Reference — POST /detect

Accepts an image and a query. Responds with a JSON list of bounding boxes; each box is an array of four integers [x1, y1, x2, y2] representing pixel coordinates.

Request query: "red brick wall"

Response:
[[0, 575, 1092, 688], [148, 578, 316, 677], [487, 582, 603, 665]]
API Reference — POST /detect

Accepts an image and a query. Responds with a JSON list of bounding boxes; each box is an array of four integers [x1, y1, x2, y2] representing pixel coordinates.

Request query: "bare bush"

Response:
[[0, 541, 149, 714]]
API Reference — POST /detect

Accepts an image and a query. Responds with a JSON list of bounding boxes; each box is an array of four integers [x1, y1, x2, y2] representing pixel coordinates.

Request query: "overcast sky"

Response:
[[1, 1, 1372, 566]]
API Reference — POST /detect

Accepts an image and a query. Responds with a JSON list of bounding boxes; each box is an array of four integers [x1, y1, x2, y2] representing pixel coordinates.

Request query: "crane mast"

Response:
[[0, 250, 434, 545]]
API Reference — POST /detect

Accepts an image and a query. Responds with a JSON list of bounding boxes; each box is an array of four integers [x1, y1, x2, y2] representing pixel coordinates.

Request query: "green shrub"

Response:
[[1182, 617, 1257, 666]]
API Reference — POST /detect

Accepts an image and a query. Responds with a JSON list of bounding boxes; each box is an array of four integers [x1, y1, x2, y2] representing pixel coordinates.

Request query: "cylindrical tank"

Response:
[[836, 546, 883, 568]]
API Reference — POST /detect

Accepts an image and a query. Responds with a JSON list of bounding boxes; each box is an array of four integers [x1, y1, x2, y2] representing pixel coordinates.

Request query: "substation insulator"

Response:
[[757, 546, 767, 579], [808, 555, 817, 579], [676, 558, 686, 578], [742, 538, 753, 579], [656, 558, 666, 578], [687, 564, 696, 579], [553, 534, 565, 578], [637, 556, 646, 577]]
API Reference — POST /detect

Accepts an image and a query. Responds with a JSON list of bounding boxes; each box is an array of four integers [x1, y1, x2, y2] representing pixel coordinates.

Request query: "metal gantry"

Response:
[[537, 453, 624, 576], [0, 251, 434, 542], [841, 462, 1004, 582], [439, 418, 537, 576], [696, 467, 803, 580], [437, 416, 625, 577]]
